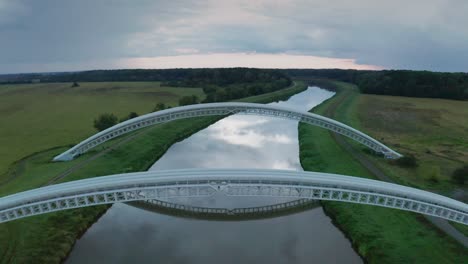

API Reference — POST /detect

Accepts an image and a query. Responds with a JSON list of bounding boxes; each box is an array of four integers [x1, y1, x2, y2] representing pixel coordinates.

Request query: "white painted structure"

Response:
[[53, 103, 402, 161], [0, 169, 466, 224]]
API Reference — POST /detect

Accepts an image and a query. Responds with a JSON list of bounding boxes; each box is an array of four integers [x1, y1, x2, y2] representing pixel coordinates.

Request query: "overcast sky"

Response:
[[1, 0, 467, 73]]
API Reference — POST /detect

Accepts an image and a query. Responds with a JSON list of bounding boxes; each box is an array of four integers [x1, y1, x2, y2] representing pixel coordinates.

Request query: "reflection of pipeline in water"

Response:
[[127, 199, 320, 221]]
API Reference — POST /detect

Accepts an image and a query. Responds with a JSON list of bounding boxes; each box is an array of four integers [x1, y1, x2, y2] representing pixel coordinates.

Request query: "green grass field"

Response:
[[0, 82, 205, 178], [0, 81, 307, 263], [355, 94, 468, 192], [298, 81, 468, 263], [323, 80, 468, 236]]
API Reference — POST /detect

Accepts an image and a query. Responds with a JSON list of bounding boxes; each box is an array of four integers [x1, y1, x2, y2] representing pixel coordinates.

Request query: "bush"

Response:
[[120, 112, 139, 122], [93, 113, 118, 131], [395, 155, 418, 168], [452, 165, 468, 185], [179, 95, 199, 106], [153, 103, 166, 112]]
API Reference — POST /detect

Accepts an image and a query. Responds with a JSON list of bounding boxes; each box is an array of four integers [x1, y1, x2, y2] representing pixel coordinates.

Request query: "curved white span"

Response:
[[0, 169, 466, 224], [53, 102, 402, 161]]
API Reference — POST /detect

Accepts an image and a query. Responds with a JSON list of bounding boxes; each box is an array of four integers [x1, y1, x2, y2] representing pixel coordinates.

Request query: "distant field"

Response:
[[355, 94, 468, 192], [0, 82, 205, 177]]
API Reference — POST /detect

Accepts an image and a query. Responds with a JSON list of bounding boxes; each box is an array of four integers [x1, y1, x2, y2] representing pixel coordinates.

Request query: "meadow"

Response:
[[355, 94, 468, 192], [0, 81, 205, 178], [298, 81, 467, 263]]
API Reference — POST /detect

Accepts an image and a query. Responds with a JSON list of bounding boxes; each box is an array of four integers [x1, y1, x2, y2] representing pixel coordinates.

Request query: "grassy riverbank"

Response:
[[298, 81, 467, 263], [0, 81, 307, 263], [0, 81, 206, 178]]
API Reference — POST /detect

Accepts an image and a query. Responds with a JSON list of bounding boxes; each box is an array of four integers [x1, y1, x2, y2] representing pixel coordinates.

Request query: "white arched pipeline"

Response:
[[53, 103, 402, 161], [1, 169, 465, 224]]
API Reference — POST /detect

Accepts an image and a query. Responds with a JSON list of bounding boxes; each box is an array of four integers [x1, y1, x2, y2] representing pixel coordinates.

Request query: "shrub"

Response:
[[395, 155, 418, 168], [93, 113, 118, 131], [179, 95, 199, 106], [452, 165, 468, 185], [153, 103, 166, 112], [120, 112, 139, 122]]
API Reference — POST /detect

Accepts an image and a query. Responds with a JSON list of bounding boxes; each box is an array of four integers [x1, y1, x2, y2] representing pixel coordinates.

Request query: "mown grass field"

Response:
[[0, 81, 205, 178], [0, 81, 307, 263], [298, 81, 468, 263]]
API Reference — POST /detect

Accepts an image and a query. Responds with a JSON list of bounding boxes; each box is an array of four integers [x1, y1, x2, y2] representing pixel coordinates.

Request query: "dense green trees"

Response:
[[0, 68, 290, 85], [4, 68, 466, 100], [286, 69, 468, 100], [0, 68, 292, 102], [163, 68, 292, 102], [356, 70, 468, 100], [93, 113, 118, 131]]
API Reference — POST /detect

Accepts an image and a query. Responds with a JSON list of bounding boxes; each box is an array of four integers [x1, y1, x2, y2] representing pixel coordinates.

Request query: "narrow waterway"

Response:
[[66, 87, 362, 264]]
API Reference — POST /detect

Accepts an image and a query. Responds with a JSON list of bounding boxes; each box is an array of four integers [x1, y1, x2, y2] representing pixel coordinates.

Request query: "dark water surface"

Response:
[[66, 87, 362, 264]]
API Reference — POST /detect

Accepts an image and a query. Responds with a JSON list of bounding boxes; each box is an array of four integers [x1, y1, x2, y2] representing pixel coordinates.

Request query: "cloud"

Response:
[[0, 0, 467, 73], [118, 53, 381, 70], [174, 48, 199, 54]]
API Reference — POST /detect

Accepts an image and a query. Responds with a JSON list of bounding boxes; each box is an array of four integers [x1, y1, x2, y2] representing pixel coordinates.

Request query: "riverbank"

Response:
[[0, 82, 307, 263], [298, 80, 467, 263]]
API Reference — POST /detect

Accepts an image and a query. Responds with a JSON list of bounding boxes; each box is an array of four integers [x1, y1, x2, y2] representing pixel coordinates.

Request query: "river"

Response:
[[66, 87, 362, 264]]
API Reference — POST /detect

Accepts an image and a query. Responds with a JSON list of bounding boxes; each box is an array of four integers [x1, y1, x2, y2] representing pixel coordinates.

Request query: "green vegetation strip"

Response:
[[0, 82, 307, 263], [298, 81, 467, 263]]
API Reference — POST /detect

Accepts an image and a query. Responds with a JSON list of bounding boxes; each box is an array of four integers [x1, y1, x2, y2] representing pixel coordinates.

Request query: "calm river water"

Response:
[[66, 87, 362, 264]]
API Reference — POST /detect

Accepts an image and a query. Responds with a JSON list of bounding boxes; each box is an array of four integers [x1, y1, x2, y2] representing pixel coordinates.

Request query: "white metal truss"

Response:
[[52, 103, 402, 161], [0, 169, 465, 224]]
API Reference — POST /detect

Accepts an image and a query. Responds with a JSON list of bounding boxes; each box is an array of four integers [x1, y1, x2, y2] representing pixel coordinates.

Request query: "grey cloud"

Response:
[[1, 0, 467, 73]]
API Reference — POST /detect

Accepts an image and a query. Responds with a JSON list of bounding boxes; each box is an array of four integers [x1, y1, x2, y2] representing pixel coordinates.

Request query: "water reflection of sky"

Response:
[[66, 87, 362, 264], [150, 87, 335, 171], [149, 86, 335, 208]]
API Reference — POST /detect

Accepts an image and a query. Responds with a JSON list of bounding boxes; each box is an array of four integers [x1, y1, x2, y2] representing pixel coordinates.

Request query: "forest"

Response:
[[285, 69, 468, 100], [2, 68, 467, 100], [0, 68, 292, 103], [163, 68, 292, 102]]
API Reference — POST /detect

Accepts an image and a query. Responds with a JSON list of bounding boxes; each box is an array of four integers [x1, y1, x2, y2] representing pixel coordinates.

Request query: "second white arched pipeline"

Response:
[[53, 103, 402, 161]]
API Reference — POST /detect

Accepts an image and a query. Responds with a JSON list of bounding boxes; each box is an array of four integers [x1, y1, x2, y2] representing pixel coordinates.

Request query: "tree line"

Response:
[[0, 68, 290, 85], [356, 70, 468, 100], [1, 67, 292, 101], [285, 69, 468, 100], [162, 68, 292, 102]]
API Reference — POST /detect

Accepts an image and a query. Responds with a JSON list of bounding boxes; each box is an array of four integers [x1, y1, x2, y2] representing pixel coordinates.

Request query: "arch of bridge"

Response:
[[0, 169, 466, 224], [53, 102, 402, 161]]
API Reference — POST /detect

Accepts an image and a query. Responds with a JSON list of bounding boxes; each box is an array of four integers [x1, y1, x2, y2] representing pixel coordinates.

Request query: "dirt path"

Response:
[[323, 88, 468, 247]]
